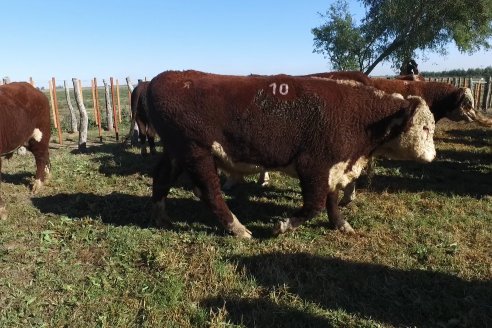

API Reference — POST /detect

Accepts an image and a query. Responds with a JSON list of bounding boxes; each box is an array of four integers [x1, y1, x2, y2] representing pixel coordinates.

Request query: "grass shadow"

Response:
[[0, 172, 32, 186], [227, 252, 491, 327], [201, 296, 333, 328]]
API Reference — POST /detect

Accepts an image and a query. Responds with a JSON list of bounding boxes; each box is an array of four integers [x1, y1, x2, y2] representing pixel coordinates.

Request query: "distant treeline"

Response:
[[422, 66, 492, 77]]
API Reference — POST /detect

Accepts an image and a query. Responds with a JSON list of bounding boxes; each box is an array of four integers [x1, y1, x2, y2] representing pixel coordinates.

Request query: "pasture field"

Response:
[[0, 118, 491, 327]]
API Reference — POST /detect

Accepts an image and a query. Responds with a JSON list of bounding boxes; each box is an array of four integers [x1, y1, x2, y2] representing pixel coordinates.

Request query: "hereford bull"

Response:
[[0, 82, 51, 220], [317, 71, 492, 205], [146, 70, 436, 238], [125, 81, 157, 155]]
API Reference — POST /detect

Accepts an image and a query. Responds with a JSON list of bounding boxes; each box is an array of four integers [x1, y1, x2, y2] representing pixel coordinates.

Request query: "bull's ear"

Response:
[[370, 99, 413, 140]]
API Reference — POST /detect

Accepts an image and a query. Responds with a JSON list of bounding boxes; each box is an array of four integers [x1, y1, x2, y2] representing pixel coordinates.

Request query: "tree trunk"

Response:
[[72, 78, 88, 151], [64, 80, 78, 133], [102, 79, 113, 131]]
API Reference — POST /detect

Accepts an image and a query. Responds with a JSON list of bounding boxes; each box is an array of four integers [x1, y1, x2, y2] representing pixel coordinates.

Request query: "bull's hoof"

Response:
[[0, 206, 7, 220], [228, 214, 252, 239], [192, 187, 202, 199], [337, 221, 355, 234], [31, 179, 43, 194], [151, 202, 172, 228], [273, 217, 302, 235]]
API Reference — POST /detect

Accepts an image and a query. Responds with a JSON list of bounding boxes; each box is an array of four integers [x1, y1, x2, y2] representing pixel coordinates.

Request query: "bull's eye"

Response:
[[423, 126, 430, 139]]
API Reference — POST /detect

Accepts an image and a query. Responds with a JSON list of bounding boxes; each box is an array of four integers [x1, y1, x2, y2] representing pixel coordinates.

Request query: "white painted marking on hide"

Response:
[[328, 157, 369, 192], [269, 83, 289, 95], [31, 128, 42, 142]]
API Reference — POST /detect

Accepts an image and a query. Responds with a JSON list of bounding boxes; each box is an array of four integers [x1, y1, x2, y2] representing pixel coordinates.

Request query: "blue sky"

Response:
[[1, 1, 491, 87]]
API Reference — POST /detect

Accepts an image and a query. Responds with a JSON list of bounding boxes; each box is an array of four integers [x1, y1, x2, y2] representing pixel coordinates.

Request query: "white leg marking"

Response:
[[32, 179, 43, 194], [228, 213, 252, 239]]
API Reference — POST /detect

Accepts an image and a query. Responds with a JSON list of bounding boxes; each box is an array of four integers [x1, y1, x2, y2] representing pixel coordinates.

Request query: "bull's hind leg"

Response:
[[151, 152, 183, 227], [0, 159, 7, 220], [187, 149, 251, 238], [147, 128, 157, 155], [28, 137, 50, 194], [274, 167, 328, 235]]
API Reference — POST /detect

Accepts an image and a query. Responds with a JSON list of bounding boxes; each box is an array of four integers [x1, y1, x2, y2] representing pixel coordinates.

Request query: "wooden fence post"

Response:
[[90, 79, 98, 124], [48, 80, 57, 129], [484, 77, 491, 111], [102, 79, 113, 131], [93, 78, 103, 142], [64, 80, 78, 133], [110, 77, 119, 141], [51, 77, 63, 145], [72, 78, 88, 151], [116, 79, 122, 123]]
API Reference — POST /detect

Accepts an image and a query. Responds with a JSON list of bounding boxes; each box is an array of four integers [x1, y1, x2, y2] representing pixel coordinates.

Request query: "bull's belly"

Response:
[[211, 141, 369, 191]]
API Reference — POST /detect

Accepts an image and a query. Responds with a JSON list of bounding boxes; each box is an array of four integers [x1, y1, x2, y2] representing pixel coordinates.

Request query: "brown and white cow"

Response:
[[0, 82, 51, 220], [316, 71, 492, 205], [125, 81, 157, 156], [146, 70, 436, 238]]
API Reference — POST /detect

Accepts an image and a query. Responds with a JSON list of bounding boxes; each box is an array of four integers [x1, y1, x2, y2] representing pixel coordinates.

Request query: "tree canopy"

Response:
[[312, 0, 492, 75]]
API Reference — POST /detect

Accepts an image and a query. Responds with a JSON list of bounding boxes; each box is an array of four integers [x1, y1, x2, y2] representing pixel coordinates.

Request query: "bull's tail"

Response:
[[123, 86, 140, 145]]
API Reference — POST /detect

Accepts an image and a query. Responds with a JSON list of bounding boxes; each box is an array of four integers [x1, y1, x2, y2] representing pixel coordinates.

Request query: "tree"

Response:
[[312, 0, 492, 75]]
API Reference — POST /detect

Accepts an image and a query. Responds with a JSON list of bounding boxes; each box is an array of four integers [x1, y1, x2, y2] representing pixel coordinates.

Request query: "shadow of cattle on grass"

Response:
[[31, 187, 296, 238], [208, 252, 492, 327], [368, 147, 491, 199]]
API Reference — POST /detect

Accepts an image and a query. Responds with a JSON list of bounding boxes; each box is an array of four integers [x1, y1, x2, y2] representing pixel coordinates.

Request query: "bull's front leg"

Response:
[[30, 141, 50, 194], [274, 170, 328, 235], [327, 191, 355, 233]]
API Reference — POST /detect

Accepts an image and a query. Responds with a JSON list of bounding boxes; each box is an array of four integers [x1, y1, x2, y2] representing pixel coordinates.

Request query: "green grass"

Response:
[[0, 120, 491, 327]]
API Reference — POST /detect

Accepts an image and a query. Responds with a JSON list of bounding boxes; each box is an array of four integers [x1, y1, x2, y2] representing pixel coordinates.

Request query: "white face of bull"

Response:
[[375, 96, 436, 163], [449, 87, 492, 127]]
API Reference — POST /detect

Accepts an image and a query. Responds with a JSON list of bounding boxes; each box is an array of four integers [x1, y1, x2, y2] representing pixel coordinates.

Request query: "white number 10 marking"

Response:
[[269, 82, 289, 95]]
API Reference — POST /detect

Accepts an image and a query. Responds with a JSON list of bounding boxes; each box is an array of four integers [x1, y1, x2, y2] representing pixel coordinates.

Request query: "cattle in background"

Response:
[[0, 82, 51, 220], [125, 81, 157, 155], [395, 74, 426, 81], [146, 70, 436, 238], [318, 70, 492, 205]]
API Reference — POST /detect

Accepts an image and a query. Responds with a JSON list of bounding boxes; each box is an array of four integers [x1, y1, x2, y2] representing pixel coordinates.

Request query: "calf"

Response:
[[146, 70, 435, 238], [0, 82, 51, 220], [126, 81, 157, 155]]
